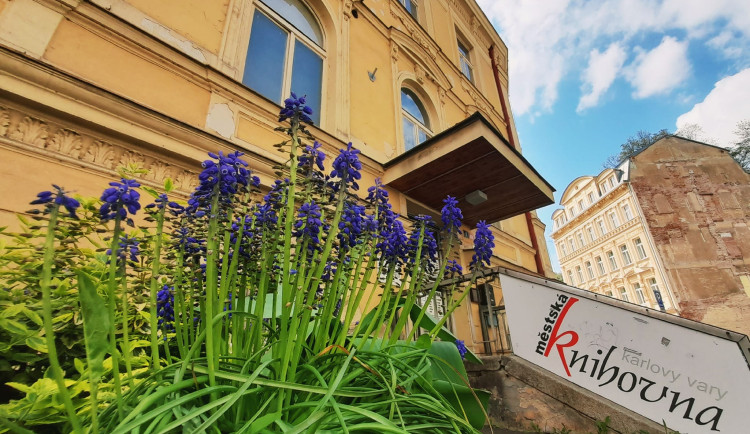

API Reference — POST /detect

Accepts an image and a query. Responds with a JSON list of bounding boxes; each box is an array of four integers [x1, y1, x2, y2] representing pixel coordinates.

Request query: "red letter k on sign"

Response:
[[543, 298, 579, 376]]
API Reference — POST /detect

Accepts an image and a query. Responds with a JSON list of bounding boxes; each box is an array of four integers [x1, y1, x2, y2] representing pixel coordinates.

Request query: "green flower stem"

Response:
[[357, 266, 395, 350], [337, 245, 377, 348], [204, 191, 221, 391], [105, 216, 124, 419], [119, 270, 134, 389], [172, 247, 188, 359], [407, 233, 455, 341], [387, 225, 425, 345], [149, 205, 166, 370], [40, 206, 82, 434], [429, 274, 479, 337]]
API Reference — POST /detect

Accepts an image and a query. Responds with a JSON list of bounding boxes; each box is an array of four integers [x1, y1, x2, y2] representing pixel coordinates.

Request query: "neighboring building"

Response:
[[552, 136, 750, 335], [0, 0, 554, 354]]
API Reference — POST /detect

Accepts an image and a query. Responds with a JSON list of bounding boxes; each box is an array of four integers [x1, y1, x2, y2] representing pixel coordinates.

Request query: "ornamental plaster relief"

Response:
[[0, 105, 198, 194]]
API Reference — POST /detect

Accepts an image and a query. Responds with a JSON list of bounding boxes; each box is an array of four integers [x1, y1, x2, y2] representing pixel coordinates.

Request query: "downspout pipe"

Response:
[[489, 44, 546, 276]]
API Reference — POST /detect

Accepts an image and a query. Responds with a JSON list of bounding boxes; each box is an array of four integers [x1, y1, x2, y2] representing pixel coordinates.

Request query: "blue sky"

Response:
[[477, 0, 750, 271]]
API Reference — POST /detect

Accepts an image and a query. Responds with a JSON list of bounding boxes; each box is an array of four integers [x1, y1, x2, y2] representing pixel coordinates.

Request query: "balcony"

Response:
[[382, 112, 555, 226]]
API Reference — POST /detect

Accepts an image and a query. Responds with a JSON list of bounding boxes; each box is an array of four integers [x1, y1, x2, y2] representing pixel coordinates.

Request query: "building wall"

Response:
[[629, 136, 750, 335], [551, 172, 673, 312], [0, 0, 552, 354]]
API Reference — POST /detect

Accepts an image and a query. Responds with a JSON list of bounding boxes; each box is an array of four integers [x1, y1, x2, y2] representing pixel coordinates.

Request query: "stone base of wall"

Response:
[[466, 355, 665, 433]]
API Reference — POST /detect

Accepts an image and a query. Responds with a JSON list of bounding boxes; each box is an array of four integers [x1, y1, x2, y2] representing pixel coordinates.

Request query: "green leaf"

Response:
[[142, 186, 160, 199], [77, 271, 110, 383], [74, 358, 85, 375], [164, 178, 174, 192], [25, 336, 48, 353], [0, 318, 29, 335], [407, 303, 482, 364], [427, 341, 490, 430]]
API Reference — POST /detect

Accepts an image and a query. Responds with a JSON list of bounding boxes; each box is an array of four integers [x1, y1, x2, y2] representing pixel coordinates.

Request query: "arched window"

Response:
[[243, 0, 323, 124], [401, 88, 431, 152]]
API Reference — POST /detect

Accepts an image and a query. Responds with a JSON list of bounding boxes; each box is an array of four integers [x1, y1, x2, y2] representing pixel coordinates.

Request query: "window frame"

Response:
[[456, 36, 474, 83], [575, 266, 584, 284], [620, 244, 632, 265], [607, 250, 617, 270], [634, 238, 647, 260], [623, 203, 634, 221], [243, 0, 326, 124], [567, 270, 575, 286], [398, 0, 419, 21], [619, 287, 629, 302], [595, 256, 605, 275], [634, 283, 646, 304], [585, 261, 594, 279], [609, 211, 620, 228], [597, 219, 607, 236], [400, 87, 432, 152]]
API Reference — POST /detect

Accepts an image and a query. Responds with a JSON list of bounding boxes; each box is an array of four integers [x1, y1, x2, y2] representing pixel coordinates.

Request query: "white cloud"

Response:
[[676, 68, 750, 147], [476, 0, 750, 116], [577, 43, 627, 112], [626, 36, 691, 99]]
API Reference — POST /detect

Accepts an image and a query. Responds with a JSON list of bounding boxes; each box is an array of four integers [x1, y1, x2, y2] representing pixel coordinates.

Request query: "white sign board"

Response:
[[500, 272, 750, 434]]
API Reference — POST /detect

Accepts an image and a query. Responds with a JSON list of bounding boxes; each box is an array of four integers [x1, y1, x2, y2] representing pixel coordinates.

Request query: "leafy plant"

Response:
[[1, 94, 493, 433]]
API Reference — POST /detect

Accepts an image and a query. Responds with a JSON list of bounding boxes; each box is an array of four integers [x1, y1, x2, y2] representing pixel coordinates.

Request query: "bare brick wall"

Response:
[[629, 137, 750, 335]]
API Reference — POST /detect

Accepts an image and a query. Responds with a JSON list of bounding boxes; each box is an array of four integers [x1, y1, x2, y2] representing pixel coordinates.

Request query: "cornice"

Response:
[[557, 217, 643, 264], [551, 183, 629, 238]]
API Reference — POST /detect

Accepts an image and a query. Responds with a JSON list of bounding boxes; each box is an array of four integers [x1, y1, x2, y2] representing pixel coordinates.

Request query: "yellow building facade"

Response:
[[551, 167, 679, 313], [0, 0, 555, 355]]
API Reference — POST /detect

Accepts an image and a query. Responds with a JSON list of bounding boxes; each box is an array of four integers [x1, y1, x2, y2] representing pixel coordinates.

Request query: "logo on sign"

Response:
[[533, 293, 724, 431]]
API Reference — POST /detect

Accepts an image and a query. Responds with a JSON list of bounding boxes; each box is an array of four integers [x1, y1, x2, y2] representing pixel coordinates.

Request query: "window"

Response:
[[457, 38, 473, 82], [634, 238, 647, 260], [560, 242, 567, 257], [575, 266, 584, 283], [648, 278, 666, 310], [568, 238, 574, 253], [567, 270, 575, 286], [607, 251, 617, 270], [634, 283, 646, 304], [577, 232, 585, 248], [623, 204, 633, 221], [619, 287, 629, 302], [243, 0, 324, 124], [585, 261, 594, 279], [595, 256, 605, 275], [399, 0, 419, 20], [620, 244, 632, 265], [587, 226, 596, 242], [588, 192, 595, 204], [597, 219, 607, 236], [401, 88, 431, 151], [578, 200, 585, 212], [610, 211, 621, 228], [609, 177, 615, 188]]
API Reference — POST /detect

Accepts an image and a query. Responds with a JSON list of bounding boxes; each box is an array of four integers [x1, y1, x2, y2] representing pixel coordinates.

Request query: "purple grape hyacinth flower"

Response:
[[299, 141, 326, 172], [279, 92, 313, 124], [330, 142, 362, 191], [157, 285, 175, 332], [100, 178, 141, 224], [455, 339, 468, 360], [31, 185, 80, 218], [445, 260, 463, 278], [441, 196, 463, 235], [470, 220, 495, 270]]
